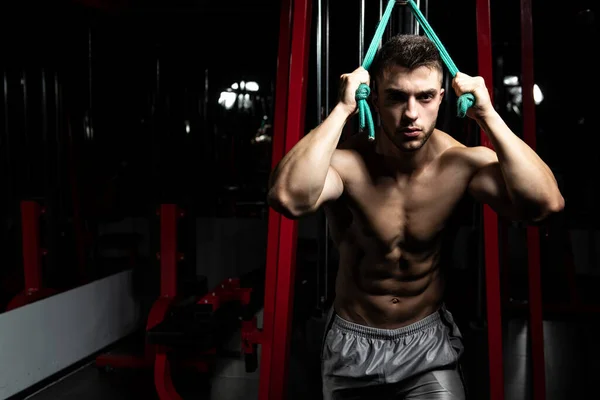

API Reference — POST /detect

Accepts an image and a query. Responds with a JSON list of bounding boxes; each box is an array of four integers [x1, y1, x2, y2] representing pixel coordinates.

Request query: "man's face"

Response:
[[373, 65, 444, 152]]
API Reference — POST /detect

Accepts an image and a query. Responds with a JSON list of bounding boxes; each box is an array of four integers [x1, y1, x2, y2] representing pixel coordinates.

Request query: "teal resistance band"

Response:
[[357, 0, 475, 141]]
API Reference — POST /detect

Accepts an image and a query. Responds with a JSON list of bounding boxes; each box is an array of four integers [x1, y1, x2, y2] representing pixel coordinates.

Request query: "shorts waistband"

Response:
[[332, 308, 444, 340]]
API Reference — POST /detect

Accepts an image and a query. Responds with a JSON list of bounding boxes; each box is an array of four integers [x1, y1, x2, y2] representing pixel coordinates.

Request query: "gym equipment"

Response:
[[356, 0, 475, 141], [5, 200, 58, 311], [473, 1, 503, 398], [95, 204, 186, 373], [258, 0, 310, 398], [146, 276, 258, 399], [258, 1, 503, 399], [95, 204, 260, 399]]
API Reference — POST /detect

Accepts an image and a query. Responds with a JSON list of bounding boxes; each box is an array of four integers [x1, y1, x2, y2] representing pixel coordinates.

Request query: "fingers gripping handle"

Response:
[[457, 93, 475, 118], [405, 0, 474, 118], [356, 0, 396, 141], [355, 0, 473, 141], [356, 84, 375, 141]]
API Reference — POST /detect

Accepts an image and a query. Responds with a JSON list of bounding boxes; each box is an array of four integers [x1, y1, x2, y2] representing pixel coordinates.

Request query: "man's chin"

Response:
[[397, 143, 422, 153], [394, 137, 424, 152]]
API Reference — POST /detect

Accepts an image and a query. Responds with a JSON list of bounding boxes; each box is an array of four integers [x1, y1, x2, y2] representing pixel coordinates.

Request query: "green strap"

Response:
[[356, 0, 474, 141], [356, 0, 396, 141], [406, 0, 475, 118]]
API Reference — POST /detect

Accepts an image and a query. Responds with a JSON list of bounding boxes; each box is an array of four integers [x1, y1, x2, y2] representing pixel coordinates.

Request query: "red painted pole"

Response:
[[21, 200, 43, 291], [269, 0, 313, 398], [160, 204, 178, 298], [475, 1, 504, 399], [259, 0, 293, 398], [520, 1, 546, 398]]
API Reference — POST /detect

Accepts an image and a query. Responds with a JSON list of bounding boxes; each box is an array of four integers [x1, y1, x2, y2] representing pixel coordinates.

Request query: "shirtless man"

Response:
[[267, 34, 564, 399]]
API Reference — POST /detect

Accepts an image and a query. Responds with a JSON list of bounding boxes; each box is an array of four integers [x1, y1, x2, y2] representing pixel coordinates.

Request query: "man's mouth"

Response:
[[399, 127, 421, 137]]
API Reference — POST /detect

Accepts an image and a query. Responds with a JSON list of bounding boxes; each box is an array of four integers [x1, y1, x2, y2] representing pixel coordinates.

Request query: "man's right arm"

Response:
[[267, 104, 353, 219]]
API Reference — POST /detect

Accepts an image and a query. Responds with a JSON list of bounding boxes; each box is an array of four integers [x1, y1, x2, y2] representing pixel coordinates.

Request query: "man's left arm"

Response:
[[454, 72, 565, 222]]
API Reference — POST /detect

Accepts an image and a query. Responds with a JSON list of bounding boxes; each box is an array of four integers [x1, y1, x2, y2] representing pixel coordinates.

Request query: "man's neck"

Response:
[[375, 128, 436, 173]]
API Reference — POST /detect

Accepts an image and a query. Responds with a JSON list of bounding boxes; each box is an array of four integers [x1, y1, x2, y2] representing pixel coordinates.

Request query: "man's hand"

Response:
[[452, 72, 495, 120], [338, 67, 371, 116]]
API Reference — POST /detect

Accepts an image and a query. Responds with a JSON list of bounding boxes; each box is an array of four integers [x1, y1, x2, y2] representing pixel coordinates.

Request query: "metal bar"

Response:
[[87, 27, 94, 139], [258, 0, 293, 397], [269, 0, 312, 397], [385, 0, 394, 41], [324, 0, 331, 305], [41, 69, 48, 144], [475, 1, 504, 399], [359, 0, 365, 65], [160, 204, 178, 298], [41, 68, 55, 279], [520, 0, 546, 398], [88, 27, 93, 112], [203, 68, 209, 121], [316, 0, 322, 135], [22, 70, 32, 190], [154, 353, 183, 400], [398, 0, 413, 34], [379, 0, 384, 49], [54, 72, 63, 216], [21, 200, 43, 290], [316, 0, 323, 310], [325, 0, 330, 117], [414, 0, 420, 34], [3, 71, 12, 203], [65, 117, 86, 283]]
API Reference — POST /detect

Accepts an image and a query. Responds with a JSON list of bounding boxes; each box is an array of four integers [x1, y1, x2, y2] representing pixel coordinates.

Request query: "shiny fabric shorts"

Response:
[[320, 305, 466, 400]]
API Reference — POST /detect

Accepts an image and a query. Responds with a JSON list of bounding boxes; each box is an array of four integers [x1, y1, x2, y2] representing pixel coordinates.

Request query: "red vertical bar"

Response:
[[160, 204, 178, 298], [259, 0, 293, 398], [21, 200, 43, 291], [269, 0, 312, 399], [520, 1, 546, 398], [475, 1, 504, 399]]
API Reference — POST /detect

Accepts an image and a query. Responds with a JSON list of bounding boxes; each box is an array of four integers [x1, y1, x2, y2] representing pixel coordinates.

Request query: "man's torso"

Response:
[[325, 130, 480, 329]]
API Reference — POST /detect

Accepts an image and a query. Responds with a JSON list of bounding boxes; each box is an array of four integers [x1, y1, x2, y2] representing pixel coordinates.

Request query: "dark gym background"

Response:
[[0, 0, 598, 399]]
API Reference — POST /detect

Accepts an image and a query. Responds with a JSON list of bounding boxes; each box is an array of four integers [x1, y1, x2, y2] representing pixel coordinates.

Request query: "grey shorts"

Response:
[[320, 305, 466, 400]]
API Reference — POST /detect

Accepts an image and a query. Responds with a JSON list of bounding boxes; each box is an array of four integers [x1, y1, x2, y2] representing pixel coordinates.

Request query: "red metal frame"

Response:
[[159, 204, 179, 299], [95, 205, 258, 399], [6, 201, 57, 311], [148, 204, 182, 400], [520, 1, 546, 399], [259, 0, 293, 398], [21, 201, 43, 291], [268, 0, 313, 398], [475, 1, 504, 399], [95, 204, 183, 398]]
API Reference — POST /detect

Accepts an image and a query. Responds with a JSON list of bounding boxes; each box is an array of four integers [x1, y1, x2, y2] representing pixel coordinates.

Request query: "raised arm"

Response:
[[454, 72, 565, 222], [267, 67, 369, 219]]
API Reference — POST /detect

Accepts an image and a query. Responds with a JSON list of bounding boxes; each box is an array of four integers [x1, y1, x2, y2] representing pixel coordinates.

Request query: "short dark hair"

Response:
[[370, 34, 444, 83]]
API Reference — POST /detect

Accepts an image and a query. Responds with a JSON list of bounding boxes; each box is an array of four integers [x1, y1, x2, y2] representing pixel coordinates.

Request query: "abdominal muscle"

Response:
[[333, 240, 445, 329]]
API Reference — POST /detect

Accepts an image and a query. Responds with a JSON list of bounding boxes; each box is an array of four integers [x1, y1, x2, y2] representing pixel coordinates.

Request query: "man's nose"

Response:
[[404, 97, 418, 121]]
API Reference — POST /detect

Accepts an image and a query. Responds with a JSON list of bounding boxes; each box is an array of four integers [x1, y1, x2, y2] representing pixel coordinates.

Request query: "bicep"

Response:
[[313, 166, 344, 209], [468, 161, 519, 219]]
